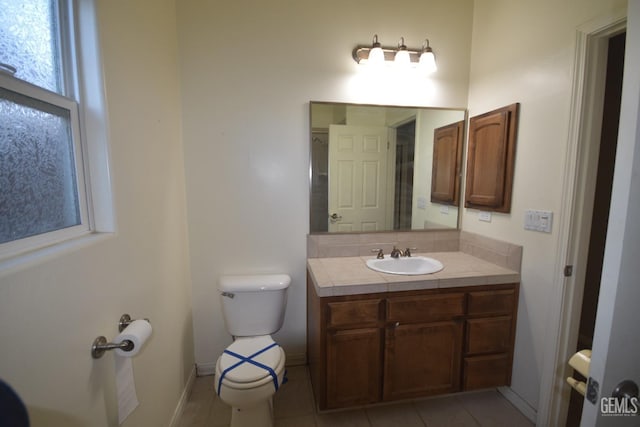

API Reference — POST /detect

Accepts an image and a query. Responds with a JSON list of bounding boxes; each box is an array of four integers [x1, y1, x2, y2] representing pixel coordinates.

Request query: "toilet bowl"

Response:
[[214, 274, 291, 427], [215, 336, 286, 427]]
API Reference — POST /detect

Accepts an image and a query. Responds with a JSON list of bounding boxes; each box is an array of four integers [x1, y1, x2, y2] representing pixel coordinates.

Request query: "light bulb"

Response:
[[419, 39, 437, 73], [395, 37, 410, 67], [419, 51, 437, 73], [368, 45, 385, 65]]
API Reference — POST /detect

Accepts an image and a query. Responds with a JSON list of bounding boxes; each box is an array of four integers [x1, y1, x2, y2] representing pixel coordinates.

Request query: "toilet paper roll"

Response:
[[114, 319, 152, 357]]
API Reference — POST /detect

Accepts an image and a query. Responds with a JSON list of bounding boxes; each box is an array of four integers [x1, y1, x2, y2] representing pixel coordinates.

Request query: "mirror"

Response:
[[310, 101, 466, 233]]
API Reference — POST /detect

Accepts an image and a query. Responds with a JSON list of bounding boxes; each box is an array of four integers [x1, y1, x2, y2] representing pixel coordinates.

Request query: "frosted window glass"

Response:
[[0, 0, 62, 94], [0, 87, 80, 244]]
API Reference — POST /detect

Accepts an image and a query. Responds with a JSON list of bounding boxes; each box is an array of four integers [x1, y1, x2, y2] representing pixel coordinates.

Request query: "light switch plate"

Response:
[[524, 209, 553, 233], [440, 205, 449, 214]]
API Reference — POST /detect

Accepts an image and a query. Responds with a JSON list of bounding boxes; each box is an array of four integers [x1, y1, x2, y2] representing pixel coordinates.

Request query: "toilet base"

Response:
[[230, 398, 273, 427]]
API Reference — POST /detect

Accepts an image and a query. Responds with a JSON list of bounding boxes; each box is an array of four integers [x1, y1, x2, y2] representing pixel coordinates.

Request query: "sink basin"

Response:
[[366, 256, 444, 275]]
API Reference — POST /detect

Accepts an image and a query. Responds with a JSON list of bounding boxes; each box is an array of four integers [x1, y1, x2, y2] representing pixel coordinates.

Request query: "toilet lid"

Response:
[[219, 336, 282, 384]]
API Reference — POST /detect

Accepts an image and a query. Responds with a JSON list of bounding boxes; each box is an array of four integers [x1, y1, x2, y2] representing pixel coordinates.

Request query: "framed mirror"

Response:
[[310, 101, 466, 233]]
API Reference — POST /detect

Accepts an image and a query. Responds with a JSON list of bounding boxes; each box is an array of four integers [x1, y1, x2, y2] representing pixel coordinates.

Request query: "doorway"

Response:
[[565, 31, 626, 427], [394, 120, 415, 230]]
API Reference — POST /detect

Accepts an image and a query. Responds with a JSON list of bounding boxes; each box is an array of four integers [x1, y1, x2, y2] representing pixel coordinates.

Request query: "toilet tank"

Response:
[[218, 274, 291, 337]]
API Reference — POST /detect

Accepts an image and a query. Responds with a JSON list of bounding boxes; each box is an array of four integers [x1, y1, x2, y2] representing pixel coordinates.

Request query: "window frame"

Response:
[[0, 75, 92, 258], [0, 0, 112, 262]]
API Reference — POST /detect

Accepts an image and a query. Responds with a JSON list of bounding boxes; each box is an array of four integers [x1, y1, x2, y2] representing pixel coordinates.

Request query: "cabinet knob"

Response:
[[395, 322, 400, 328]]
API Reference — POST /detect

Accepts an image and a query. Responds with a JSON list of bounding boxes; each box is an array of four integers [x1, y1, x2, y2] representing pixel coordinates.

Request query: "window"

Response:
[[1, 0, 111, 259]]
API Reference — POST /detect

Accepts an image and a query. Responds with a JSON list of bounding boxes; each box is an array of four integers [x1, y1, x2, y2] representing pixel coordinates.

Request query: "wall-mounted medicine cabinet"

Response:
[[464, 103, 519, 213]]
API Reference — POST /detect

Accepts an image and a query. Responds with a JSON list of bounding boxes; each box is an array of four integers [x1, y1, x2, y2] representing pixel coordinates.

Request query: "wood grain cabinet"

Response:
[[384, 293, 464, 400], [463, 288, 518, 390], [431, 120, 464, 205], [464, 103, 519, 213], [325, 299, 383, 408], [307, 276, 519, 410]]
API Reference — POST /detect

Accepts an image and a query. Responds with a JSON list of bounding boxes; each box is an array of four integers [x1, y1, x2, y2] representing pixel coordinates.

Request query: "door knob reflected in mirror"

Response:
[[329, 213, 342, 223], [612, 380, 639, 401]]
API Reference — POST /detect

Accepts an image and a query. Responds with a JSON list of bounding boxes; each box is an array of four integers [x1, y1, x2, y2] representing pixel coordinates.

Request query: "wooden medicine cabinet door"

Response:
[[431, 120, 464, 205], [464, 103, 519, 213]]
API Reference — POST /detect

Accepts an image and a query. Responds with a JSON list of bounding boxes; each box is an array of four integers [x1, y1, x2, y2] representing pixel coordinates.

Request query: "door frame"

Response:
[[537, 9, 627, 426]]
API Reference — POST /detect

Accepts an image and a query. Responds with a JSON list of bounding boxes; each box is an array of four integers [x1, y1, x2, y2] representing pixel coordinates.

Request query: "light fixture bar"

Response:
[[352, 46, 421, 64], [352, 35, 437, 72]]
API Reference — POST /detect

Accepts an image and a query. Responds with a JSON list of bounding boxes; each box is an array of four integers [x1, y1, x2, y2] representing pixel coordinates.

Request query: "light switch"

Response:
[[440, 205, 449, 215], [524, 209, 553, 233]]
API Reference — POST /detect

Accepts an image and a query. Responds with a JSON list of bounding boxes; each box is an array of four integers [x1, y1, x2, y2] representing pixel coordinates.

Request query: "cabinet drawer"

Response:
[[387, 293, 465, 323], [467, 288, 515, 316], [327, 299, 382, 328], [463, 354, 511, 390], [465, 316, 512, 355]]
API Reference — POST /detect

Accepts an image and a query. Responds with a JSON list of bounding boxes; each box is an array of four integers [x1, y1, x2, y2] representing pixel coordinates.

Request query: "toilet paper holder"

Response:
[[91, 314, 150, 359], [566, 349, 592, 396], [118, 314, 150, 332], [91, 336, 134, 359]]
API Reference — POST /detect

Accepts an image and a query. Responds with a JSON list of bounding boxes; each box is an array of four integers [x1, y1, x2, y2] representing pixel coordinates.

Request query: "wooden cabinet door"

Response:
[[463, 353, 511, 390], [383, 320, 463, 401], [431, 120, 464, 205], [464, 103, 519, 213], [326, 328, 382, 409]]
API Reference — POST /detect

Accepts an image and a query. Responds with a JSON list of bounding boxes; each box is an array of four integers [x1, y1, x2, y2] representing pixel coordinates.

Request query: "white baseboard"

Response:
[[169, 364, 197, 427], [498, 386, 537, 424], [196, 361, 217, 377]]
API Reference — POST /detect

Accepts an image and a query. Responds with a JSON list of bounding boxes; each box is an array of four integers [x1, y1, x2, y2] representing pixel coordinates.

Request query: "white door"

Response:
[[581, 2, 640, 425], [328, 124, 390, 232]]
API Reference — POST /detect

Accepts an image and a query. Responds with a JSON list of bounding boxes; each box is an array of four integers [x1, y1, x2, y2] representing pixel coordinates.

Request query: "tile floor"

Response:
[[178, 366, 534, 427]]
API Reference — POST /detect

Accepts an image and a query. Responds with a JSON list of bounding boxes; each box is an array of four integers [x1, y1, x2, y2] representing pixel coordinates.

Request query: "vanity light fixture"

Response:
[[419, 39, 437, 73], [352, 34, 437, 73]]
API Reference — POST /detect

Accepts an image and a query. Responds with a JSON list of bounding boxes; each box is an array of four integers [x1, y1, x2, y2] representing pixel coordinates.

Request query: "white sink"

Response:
[[366, 256, 444, 275]]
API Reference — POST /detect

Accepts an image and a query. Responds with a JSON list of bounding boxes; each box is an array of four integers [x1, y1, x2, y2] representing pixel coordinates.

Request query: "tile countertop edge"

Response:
[[307, 251, 521, 297]]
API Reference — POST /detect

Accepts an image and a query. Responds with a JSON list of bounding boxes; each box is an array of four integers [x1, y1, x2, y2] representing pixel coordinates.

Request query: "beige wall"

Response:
[[465, 0, 627, 412], [176, 0, 474, 373], [1, 0, 631, 424], [0, 1, 194, 426]]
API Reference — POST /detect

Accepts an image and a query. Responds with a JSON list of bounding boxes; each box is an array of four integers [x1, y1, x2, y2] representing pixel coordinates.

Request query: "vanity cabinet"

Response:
[[463, 288, 518, 390], [325, 299, 384, 408], [383, 293, 464, 400], [307, 276, 519, 410]]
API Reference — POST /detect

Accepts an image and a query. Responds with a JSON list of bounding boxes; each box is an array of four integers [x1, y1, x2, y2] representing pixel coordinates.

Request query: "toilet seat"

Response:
[[217, 336, 284, 393]]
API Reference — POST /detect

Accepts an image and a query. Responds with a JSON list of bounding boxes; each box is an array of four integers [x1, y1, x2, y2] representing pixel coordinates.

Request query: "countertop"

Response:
[[307, 251, 520, 297]]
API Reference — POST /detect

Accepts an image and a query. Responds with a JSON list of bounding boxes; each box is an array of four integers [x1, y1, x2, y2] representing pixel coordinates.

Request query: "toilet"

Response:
[[214, 274, 290, 427]]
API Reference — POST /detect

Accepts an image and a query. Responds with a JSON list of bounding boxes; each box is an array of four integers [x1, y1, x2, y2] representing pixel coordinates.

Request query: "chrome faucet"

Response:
[[390, 246, 403, 258], [403, 247, 417, 257]]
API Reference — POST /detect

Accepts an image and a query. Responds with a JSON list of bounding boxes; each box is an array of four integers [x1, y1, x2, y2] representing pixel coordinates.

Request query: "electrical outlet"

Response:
[[478, 211, 492, 222], [417, 196, 427, 210]]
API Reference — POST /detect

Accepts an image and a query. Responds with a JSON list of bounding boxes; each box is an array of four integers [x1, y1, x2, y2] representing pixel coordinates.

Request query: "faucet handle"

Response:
[[371, 248, 384, 259], [403, 247, 417, 257]]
